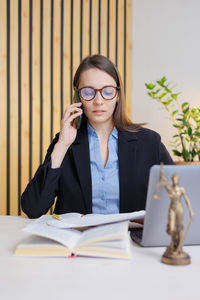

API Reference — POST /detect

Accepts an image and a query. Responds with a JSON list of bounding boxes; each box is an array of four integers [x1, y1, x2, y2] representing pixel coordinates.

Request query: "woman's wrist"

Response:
[[51, 141, 69, 168]]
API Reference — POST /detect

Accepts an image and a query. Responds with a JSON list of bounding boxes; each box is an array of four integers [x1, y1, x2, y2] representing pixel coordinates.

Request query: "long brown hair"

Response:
[[73, 54, 142, 132]]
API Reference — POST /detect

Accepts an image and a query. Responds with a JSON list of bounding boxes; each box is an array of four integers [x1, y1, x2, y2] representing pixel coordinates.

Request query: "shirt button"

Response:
[[101, 176, 105, 181]]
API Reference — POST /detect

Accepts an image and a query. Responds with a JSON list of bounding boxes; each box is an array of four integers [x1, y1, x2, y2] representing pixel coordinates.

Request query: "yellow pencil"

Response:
[[52, 213, 61, 220]]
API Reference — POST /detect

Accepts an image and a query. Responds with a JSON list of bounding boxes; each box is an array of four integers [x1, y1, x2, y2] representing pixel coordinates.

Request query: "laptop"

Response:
[[130, 165, 200, 246]]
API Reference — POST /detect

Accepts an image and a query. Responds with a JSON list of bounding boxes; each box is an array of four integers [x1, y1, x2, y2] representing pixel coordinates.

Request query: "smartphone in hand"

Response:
[[75, 90, 82, 129]]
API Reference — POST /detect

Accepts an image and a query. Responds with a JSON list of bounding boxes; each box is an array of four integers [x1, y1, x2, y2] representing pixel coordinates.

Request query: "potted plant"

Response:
[[145, 76, 200, 163]]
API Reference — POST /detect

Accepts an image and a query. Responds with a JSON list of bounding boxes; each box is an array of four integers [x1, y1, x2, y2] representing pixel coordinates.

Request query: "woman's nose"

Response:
[[93, 91, 104, 104]]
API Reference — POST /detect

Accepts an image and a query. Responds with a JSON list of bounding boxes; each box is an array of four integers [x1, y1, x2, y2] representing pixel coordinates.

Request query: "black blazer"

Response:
[[21, 126, 174, 218]]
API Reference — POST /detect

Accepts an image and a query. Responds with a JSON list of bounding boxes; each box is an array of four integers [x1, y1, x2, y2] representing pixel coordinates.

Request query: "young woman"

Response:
[[21, 54, 173, 218]]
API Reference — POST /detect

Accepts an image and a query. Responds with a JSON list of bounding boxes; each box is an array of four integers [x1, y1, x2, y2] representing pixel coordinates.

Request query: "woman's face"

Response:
[[78, 68, 118, 127]]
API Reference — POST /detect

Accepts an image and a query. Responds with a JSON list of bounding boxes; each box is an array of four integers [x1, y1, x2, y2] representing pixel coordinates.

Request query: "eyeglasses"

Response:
[[76, 86, 120, 101]]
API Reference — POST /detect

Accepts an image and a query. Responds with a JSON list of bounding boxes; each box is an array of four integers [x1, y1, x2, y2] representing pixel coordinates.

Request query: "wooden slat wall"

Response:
[[0, 0, 7, 215], [0, 0, 132, 216], [10, 0, 19, 215]]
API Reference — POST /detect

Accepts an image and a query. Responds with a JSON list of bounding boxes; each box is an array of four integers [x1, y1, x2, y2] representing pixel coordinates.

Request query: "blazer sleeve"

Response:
[[21, 134, 61, 218], [158, 137, 174, 165]]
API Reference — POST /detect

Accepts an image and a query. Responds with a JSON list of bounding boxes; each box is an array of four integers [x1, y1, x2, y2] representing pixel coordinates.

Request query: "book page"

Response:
[[46, 210, 145, 229], [80, 238, 128, 250], [74, 221, 129, 248], [23, 215, 82, 250], [74, 222, 131, 259], [15, 235, 71, 256]]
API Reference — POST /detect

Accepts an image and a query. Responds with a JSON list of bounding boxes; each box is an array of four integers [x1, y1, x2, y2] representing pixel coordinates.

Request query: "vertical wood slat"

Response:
[[0, 0, 7, 215], [21, 0, 30, 216], [100, 0, 107, 56], [42, 0, 51, 161], [91, 0, 99, 55], [126, 0, 132, 118], [21, 0, 30, 211], [109, 0, 116, 64], [32, 0, 40, 176], [53, 0, 61, 137], [6, 0, 10, 215], [42, 0, 52, 215], [63, 0, 71, 109], [10, 0, 19, 215], [82, 0, 90, 59], [0, 0, 132, 215], [117, 0, 124, 86], [73, 0, 81, 79], [18, 0, 22, 215]]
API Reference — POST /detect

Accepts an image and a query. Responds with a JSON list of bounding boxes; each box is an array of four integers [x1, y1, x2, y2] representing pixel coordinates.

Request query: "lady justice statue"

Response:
[[154, 163, 194, 265]]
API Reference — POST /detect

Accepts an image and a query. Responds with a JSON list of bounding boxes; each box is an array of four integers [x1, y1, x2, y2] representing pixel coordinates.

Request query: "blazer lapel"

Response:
[[118, 131, 138, 212], [70, 128, 92, 213]]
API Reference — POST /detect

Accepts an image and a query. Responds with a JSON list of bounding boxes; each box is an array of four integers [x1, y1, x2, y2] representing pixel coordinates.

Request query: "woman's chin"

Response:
[[88, 115, 112, 125]]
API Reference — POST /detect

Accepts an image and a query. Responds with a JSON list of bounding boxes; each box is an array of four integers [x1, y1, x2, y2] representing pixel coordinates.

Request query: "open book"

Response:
[[15, 211, 145, 259], [15, 220, 131, 259], [46, 210, 145, 229]]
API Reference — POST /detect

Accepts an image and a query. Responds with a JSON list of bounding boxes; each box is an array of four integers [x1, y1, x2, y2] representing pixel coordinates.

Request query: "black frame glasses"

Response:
[[75, 86, 120, 101]]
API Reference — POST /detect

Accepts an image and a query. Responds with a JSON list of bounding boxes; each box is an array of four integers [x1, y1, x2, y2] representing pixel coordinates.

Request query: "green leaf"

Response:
[[154, 88, 161, 95], [156, 80, 165, 88], [173, 134, 180, 137], [162, 99, 173, 105], [158, 92, 167, 99], [145, 83, 156, 90], [194, 132, 200, 137], [188, 127, 192, 136], [147, 92, 155, 98], [183, 107, 189, 114], [173, 124, 183, 129], [172, 110, 179, 116], [191, 149, 196, 156], [182, 149, 190, 160], [160, 76, 167, 84], [182, 102, 189, 109], [164, 86, 172, 93], [171, 94, 178, 100], [172, 150, 182, 157], [176, 119, 189, 126]]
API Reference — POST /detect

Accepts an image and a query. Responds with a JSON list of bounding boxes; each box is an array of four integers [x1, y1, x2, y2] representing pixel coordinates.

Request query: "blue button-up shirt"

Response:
[[88, 122, 120, 214]]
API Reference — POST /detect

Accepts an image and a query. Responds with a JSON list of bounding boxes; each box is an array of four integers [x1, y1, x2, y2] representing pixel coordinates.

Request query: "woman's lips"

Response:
[[93, 110, 105, 115]]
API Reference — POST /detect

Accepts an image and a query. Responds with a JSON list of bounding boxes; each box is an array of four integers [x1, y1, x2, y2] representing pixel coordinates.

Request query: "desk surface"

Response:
[[0, 216, 200, 300]]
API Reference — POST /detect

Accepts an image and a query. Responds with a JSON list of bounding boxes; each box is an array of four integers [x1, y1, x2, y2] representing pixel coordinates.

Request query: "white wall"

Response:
[[132, 0, 200, 157]]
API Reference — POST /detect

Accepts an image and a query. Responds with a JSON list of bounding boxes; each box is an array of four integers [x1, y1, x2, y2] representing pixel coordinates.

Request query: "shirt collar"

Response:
[[87, 122, 118, 139], [111, 127, 118, 139], [87, 122, 98, 138]]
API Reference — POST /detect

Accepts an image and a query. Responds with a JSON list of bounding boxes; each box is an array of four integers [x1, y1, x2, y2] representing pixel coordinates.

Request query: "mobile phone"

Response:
[[75, 90, 82, 130]]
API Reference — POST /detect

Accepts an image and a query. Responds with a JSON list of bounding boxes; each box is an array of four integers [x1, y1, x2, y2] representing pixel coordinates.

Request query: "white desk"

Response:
[[0, 216, 200, 300]]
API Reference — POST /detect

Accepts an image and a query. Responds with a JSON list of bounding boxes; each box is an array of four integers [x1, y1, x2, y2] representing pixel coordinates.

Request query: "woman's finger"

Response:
[[63, 102, 82, 116], [63, 110, 82, 126], [63, 106, 82, 121]]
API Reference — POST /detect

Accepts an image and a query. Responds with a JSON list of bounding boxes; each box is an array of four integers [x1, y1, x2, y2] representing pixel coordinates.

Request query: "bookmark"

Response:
[[68, 254, 76, 258]]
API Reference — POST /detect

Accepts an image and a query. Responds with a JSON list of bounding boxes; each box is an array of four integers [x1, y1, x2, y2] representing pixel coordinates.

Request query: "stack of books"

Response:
[[15, 211, 145, 259]]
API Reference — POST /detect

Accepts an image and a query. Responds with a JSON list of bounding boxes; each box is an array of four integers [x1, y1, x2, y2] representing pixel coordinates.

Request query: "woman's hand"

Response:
[[51, 103, 83, 168], [58, 102, 83, 148]]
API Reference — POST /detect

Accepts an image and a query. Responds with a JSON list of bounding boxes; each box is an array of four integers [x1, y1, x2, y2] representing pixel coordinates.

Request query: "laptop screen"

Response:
[[138, 165, 200, 247]]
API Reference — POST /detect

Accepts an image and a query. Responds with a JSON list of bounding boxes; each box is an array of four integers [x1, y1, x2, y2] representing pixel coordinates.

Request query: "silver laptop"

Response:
[[130, 165, 200, 246]]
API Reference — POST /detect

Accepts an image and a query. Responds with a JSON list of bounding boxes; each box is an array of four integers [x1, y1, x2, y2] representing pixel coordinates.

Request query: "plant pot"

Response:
[[175, 161, 200, 165]]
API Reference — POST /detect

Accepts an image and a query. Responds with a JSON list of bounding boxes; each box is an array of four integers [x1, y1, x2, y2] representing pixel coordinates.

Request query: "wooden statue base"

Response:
[[161, 250, 191, 265]]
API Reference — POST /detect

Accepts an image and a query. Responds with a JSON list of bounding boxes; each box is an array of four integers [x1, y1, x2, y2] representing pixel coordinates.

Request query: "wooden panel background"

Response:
[[0, 0, 132, 216]]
